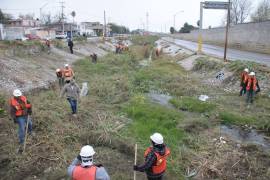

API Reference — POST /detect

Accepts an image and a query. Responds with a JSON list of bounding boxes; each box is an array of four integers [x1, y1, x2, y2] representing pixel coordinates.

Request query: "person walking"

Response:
[[246, 72, 258, 104], [63, 64, 75, 82], [67, 145, 110, 180], [68, 39, 74, 54], [240, 68, 249, 96], [9, 89, 33, 152], [45, 38, 51, 54], [60, 79, 80, 116], [90, 53, 97, 63], [56, 68, 64, 88], [134, 133, 170, 180]]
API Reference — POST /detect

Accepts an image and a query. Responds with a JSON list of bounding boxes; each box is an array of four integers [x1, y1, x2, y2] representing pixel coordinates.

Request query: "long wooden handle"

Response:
[[134, 143, 137, 180], [23, 116, 30, 152]]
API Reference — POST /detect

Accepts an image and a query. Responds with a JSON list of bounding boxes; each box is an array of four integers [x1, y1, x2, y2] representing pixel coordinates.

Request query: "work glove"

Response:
[[95, 164, 103, 167], [77, 155, 81, 161], [133, 165, 139, 171]]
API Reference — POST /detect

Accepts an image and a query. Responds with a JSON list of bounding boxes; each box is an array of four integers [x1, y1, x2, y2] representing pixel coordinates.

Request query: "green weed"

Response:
[[170, 97, 215, 113], [219, 111, 254, 125]]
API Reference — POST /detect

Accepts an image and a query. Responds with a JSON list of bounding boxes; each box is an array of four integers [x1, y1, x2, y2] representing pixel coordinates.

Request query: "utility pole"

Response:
[[146, 12, 149, 32], [40, 2, 49, 25], [59, 1, 65, 35], [103, 10, 106, 37], [200, 2, 203, 29], [224, 0, 231, 62]]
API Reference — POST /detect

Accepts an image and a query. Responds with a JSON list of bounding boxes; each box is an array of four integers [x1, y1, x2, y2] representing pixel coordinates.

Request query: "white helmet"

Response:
[[249, 72, 255, 76], [244, 68, 249, 72], [80, 145, 95, 167], [13, 89, 22, 97], [56, 68, 61, 72], [150, 133, 164, 145], [65, 64, 69, 67]]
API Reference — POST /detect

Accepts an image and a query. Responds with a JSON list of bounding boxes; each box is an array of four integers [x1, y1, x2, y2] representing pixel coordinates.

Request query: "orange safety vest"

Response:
[[63, 68, 73, 78], [144, 147, 170, 175], [246, 76, 257, 91], [72, 165, 97, 180], [241, 72, 249, 84], [10, 96, 31, 117]]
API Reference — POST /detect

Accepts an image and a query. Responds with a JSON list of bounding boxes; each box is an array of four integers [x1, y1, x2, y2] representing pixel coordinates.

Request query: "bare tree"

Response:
[[19, 13, 35, 20], [230, 0, 252, 24], [251, 0, 270, 22], [41, 13, 52, 25]]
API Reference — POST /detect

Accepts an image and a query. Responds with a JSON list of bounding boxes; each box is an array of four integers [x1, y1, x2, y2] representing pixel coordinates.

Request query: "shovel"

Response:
[[23, 115, 30, 152]]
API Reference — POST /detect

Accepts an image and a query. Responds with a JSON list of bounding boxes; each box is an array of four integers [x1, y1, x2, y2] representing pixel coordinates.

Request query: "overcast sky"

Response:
[[1, 0, 260, 32]]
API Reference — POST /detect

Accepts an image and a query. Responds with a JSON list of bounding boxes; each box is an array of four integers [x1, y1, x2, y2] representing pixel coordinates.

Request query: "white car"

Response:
[[55, 33, 67, 39]]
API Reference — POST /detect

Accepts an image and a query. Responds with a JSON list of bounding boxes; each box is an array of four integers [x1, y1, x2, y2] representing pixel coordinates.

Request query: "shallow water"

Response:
[[220, 125, 270, 151], [147, 92, 173, 108]]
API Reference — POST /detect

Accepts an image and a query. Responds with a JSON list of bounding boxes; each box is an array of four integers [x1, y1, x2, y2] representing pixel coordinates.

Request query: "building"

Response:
[[79, 22, 111, 37], [48, 22, 78, 38], [79, 22, 97, 36], [7, 18, 40, 27]]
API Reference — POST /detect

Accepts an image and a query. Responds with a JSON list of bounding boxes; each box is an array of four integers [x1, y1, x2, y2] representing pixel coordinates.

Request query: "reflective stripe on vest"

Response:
[[144, 147, 170, 175], [10, 96, 31, 117], [72, 165, 97, 180]]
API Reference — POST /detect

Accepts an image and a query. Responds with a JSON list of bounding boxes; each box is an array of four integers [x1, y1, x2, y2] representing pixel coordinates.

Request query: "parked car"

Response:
[[25, 34, 41, 40], [55, 33, 67, 39]]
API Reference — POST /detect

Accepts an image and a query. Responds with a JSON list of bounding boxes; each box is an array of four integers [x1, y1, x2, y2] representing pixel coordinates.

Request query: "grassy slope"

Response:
[[0, 36, 270, 179]]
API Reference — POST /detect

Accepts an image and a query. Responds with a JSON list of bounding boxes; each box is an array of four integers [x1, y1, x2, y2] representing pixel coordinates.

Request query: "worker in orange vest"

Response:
[[134, 133, 170, 180], [56, 68, 64, 88], [63, 64, 75, 82], [67, 145, 110, 180], [9, 89, 33, 152], [240, 68, 249, 96], [246, 72, 258, 104]]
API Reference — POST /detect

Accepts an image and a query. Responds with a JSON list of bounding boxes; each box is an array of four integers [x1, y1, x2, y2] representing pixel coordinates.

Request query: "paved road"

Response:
[[163, 37, 270, 66]]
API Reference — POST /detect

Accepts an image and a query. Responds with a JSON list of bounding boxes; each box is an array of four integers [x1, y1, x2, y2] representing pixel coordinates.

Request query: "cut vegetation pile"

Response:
[[0, 36, 270, 179]]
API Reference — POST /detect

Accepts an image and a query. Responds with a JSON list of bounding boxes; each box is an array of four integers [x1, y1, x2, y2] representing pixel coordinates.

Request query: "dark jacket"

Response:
[[137, 144, 166, 178], [68, 40, 73, 47]]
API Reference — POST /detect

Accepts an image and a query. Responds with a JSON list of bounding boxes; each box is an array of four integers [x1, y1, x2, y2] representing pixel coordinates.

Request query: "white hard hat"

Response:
[[80, 145, 95, 167], [13, 89, 22, 97], [65, 64, 69, 67], [80, 145, 95, 157], [56, 68, 61, 72], [249, 72, 255, 76], [244, 68, 249, 72], [150, 133, 164, 145]]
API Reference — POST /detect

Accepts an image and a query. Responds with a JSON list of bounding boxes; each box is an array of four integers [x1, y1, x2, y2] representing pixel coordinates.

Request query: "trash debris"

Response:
[[198, 95, 209, 102], [216, 71, 225, 80], [214, 136, 227, 148], [80, 82, 89, 97]]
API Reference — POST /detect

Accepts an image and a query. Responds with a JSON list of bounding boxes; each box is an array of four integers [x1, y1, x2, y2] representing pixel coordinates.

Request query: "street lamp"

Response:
[[40, 2, 49, 23], [173, 10, 184, 29]]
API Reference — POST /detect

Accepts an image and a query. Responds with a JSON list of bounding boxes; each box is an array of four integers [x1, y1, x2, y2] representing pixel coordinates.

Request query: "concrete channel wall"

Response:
[[172, 21, 270, 54]]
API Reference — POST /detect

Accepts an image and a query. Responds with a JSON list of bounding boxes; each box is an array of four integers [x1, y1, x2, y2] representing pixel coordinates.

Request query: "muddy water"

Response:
[[221, 125, 270, 151], [147, 92, 173, 108]]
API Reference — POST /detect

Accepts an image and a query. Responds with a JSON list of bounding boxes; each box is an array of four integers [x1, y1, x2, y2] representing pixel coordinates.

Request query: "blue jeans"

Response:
[[16, 116, 32, 144], [246, 90, 255, 104], [67, 98, 77, 114]]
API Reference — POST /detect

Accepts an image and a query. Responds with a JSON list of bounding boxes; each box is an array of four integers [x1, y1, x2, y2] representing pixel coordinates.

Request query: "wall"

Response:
[[172, 21, 270, 54], [3, 27, 24, 40]]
